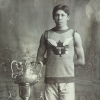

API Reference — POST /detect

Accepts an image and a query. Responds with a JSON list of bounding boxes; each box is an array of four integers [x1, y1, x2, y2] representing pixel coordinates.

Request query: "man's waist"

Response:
[[45, 77, 75, 83]]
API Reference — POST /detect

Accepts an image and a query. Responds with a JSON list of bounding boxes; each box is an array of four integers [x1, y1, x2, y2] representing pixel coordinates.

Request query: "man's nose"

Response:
[[58, 15, 62, 20]]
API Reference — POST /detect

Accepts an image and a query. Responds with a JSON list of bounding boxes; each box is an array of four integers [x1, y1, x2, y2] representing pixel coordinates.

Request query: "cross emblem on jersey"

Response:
[[48, 37, 73, 57]]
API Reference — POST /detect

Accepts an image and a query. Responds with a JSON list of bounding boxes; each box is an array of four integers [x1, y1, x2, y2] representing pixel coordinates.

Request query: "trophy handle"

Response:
[[11, 60, 17, 79], [11, 60, 23, 79]]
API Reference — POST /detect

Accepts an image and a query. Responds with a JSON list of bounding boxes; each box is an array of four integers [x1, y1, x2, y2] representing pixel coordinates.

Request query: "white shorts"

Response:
[[44, 83, 75, 100]]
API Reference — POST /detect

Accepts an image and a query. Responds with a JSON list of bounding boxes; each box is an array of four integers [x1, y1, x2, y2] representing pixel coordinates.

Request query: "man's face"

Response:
[[53, 10, 69, 28]]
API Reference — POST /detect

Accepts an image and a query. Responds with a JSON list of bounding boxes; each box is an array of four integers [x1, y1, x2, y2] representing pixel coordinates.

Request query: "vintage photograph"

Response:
[[0, 0, 100, 100]]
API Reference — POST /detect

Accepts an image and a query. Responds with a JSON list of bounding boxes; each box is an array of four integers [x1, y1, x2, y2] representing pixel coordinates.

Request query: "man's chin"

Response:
[[57, 25, 63, 28]]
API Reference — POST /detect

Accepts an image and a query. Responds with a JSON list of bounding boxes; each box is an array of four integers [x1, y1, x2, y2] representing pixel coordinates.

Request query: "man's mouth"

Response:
[[57, 22, 63, 24]]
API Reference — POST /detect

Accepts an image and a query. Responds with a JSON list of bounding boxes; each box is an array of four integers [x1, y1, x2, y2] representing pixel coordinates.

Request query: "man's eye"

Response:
[[61, 14, 65, 16], [55, 14, 59, 16]]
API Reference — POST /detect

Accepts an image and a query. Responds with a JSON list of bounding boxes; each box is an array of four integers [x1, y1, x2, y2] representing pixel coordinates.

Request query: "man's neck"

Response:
[[52, 26, 69, 34], [55, 26, 68, 31]]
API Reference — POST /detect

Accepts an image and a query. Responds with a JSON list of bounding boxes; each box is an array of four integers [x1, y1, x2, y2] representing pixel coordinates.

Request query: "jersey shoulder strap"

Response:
[[44, 30, 51, 40], [72, 30, 77, 46], [72, 30, 76, 38]]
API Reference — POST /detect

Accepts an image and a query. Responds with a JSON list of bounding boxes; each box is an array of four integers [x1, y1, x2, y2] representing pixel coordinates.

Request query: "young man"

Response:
[[36, 4, 85, 100]]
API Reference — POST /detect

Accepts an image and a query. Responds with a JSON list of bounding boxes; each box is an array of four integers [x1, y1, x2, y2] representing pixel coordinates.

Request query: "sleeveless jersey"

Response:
[[43, 28, 75, 83]]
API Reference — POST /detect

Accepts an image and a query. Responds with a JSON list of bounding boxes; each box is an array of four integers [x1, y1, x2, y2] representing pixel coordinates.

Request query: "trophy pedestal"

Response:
[[19, 83, 31, 100]]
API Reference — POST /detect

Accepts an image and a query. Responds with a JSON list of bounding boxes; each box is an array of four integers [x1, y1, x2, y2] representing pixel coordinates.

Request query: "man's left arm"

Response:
[[74, 32, 85, 67]]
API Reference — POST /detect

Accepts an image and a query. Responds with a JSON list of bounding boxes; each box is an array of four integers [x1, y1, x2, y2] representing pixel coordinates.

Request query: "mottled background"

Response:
[[0, 0, 100, 100]]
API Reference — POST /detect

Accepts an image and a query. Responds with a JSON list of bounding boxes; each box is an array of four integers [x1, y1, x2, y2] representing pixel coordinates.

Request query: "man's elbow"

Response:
[[80, 59, 85, 66], [81, 61, 85, 66]]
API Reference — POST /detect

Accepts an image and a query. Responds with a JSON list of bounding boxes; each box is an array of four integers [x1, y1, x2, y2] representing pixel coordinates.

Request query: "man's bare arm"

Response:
[[74, 32, 85, 67], [36, 33, 46, 64]]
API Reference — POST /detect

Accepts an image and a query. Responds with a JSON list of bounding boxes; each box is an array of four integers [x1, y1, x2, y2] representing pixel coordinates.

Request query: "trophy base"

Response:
[[19, 83, 31, 100], [21, 97, 30, 100]]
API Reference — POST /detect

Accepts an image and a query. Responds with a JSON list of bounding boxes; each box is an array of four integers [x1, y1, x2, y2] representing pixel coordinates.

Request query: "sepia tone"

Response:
[[0, 0, 100, 100]]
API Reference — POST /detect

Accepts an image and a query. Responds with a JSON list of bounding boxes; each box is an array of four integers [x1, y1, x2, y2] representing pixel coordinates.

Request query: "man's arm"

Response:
[[36, 33, 47, 64], [74, 32, 85, 67]]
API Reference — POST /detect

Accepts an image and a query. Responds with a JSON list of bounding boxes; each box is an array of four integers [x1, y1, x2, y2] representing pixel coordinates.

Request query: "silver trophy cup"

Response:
[[11, 60, 43, 100]]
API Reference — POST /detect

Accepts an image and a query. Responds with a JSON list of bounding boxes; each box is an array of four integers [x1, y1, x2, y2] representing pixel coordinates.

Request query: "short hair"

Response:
[[52, 4, 70, 18]]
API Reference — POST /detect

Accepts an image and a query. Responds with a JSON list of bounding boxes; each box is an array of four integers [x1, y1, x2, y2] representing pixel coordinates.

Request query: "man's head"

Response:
[[52, 4, 70, 29], [52, 4, 70, 19]]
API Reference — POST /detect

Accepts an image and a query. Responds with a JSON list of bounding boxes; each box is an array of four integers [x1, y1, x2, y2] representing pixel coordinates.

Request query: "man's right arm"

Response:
[[36, 33, 47, 64]]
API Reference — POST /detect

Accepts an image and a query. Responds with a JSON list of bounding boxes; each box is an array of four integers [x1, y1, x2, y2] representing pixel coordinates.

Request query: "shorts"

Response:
[[44, 83, 75, 100]]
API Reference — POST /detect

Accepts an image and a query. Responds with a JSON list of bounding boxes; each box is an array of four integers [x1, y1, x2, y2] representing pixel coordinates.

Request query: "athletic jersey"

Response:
[[40, 28, 76, 83]]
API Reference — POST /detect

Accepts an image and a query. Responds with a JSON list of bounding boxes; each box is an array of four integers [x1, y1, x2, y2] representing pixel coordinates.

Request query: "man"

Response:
[[36, 4, 85, 100]]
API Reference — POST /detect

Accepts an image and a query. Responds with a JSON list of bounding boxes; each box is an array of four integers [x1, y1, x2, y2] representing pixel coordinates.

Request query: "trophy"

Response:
[[11, 58, 43, 100]]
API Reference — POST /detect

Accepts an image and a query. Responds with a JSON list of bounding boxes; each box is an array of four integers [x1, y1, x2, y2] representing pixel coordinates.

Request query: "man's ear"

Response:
[[67, 15, 70, 20], [52, 14, 54, 20]]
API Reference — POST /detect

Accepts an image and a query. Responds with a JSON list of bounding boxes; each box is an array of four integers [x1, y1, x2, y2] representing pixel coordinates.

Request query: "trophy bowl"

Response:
[[14, 74, 39, 85], [11, 60, 43, 100]]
